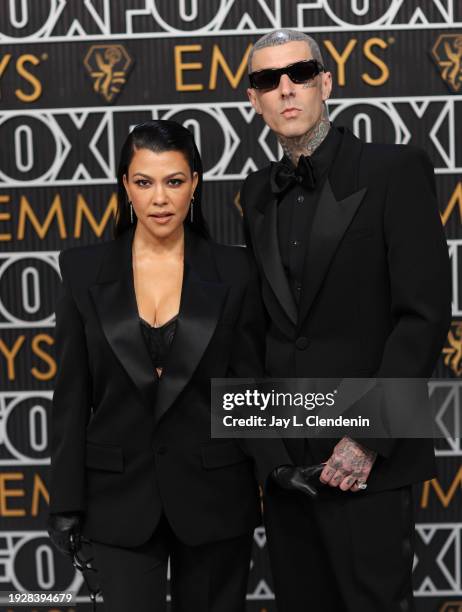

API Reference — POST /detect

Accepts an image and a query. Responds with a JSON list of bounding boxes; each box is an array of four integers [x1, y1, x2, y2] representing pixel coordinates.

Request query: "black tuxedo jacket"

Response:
[[241, 126, 452, 491], [49, 225, 290, 547]]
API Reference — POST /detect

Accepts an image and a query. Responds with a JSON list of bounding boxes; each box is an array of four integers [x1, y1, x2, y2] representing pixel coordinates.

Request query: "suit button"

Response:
[[156, 446, 167, 455], [295, 336, 309, 350]]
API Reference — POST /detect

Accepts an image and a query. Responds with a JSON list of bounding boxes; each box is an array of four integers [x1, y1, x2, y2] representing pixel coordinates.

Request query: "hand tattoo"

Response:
[[320, 436, 377, 491], [331, 437, 376, 474], [279, 103, 331, 165]]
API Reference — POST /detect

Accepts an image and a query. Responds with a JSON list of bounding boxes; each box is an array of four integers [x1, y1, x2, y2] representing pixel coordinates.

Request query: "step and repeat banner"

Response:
[[0, 1, 461, 611]]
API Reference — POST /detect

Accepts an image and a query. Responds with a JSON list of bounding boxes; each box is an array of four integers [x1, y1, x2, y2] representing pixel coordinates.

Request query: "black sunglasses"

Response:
[[249, 59, 325, 90]]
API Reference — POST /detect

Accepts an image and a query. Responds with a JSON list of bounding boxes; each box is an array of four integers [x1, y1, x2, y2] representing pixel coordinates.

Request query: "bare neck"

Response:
[[133, 223, 185, 260], [278, 105, 331, 166]]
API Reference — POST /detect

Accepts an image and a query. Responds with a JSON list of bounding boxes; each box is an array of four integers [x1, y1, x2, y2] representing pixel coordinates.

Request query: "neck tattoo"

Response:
[[279, 105, 331, 166]]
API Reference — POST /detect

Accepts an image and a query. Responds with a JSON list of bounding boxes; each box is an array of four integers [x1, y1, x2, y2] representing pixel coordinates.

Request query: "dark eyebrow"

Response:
[[132, 171, 187, 179]]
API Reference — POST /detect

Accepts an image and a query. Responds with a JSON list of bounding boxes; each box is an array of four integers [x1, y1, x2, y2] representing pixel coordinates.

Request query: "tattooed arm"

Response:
[[319, 436, 377, 492]]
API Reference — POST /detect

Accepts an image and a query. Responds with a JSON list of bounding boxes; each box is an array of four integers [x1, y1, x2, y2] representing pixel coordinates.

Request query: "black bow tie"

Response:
[[270, 154, 316, 196]]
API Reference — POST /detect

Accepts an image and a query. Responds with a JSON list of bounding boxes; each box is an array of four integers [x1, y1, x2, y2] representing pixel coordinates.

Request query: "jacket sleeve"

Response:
[[227, 247, 293, 485], [357, 147, 452, 457], [49, 250, 91, 514]]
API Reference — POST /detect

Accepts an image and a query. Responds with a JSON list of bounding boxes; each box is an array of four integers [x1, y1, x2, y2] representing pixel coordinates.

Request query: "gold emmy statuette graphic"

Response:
[[234, 191, 243, 217], [83, 44, 133, 102], [442, 321, 462, 376], [439, 603, 462, 612], [431, 34, 462, 93]]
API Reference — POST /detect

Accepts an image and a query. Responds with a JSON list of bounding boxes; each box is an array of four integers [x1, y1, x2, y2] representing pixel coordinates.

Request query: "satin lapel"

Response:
[[254, 187, 298, 326], [298, 179, 367, 326], [88, 225, 158, 411], [153, 231, 229, 426]]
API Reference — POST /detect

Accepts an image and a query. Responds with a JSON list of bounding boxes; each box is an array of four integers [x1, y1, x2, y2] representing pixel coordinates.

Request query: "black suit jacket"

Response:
[[49, 225, 290, 547], [241, 126, 452, 491]]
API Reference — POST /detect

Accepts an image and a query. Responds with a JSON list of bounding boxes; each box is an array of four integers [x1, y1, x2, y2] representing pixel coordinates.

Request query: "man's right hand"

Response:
[[47, 512, 82, 557], [271, 464, 325, 498]]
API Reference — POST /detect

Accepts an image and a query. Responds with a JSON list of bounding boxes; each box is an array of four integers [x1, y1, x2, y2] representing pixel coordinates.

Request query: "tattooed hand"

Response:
[[319, 436, 377, 492]]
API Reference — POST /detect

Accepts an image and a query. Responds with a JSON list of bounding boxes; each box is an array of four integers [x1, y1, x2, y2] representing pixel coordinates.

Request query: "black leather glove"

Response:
[[271, 464, 325, 498], [47, 512, 83, 558]]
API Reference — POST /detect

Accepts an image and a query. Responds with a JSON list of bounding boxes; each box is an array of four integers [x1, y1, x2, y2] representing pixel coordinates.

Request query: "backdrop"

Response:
[[0, 2, 461, 611]]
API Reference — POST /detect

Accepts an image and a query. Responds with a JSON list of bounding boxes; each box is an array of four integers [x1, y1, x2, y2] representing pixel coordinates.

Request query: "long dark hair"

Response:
[[113, 119, 209, 239]]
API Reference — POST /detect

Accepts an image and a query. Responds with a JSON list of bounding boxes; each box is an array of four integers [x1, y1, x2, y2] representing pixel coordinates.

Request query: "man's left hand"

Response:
[[320, 436, 377, 492]]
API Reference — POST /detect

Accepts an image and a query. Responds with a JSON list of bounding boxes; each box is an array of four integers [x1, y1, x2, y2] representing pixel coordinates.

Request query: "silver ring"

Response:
[[357, 482, 368, 490]]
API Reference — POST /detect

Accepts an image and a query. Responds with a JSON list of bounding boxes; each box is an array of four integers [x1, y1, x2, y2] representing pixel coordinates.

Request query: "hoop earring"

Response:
[[190, 196, 194, 222], [129, 201, 134, 224]]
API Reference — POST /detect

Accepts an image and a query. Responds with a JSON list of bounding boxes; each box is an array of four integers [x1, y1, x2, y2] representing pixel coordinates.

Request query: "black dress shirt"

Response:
[[277, 125, 342, 304]]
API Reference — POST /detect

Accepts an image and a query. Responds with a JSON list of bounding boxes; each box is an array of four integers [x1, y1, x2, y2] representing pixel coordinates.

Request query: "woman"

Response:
[[46, 120, 289, 611]]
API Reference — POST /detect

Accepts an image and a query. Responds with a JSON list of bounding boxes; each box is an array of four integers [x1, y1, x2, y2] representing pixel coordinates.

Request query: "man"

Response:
[[240, 29, 452, 612]]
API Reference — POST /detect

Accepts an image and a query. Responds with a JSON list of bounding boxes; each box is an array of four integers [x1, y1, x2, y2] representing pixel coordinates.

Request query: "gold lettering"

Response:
[[0, 473, 26, 517], [323, 39, 357, 86], [441, 182, 462, 226], [18, 194, 67, 240], [16, 54, 42, 102], [31, 473, 49, 516], [31, 334, 55, 381], [174, 45, 203, 91], [362, 38, 389, 86], [209, 44, 251, 90], [0, 54, 12, 99], [420, 467, 462, 508], [0, 195, 12, 241], [74, 193, 117, 238], [0, 336, 25, 380]]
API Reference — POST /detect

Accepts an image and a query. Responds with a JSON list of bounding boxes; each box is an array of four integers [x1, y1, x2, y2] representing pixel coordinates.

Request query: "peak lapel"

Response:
[[298, 181, 367, 325], [298, 128, 368, 326], [89, 225, 158, 412], [254, 177, 298, 326], [153, 230, 229, 426]]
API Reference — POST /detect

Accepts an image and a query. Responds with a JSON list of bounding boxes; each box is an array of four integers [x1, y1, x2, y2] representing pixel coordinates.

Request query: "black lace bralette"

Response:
[[139, 314, 178, 370]]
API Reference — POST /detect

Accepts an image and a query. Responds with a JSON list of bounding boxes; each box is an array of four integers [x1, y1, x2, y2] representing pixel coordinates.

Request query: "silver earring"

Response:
[[190, 197, 194, 222], [129, 201, 133, 224]]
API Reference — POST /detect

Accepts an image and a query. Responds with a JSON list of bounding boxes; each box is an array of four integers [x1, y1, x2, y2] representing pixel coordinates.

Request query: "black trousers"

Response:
[[264, 484, 416, 612], [81, 514, 253, 612]]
